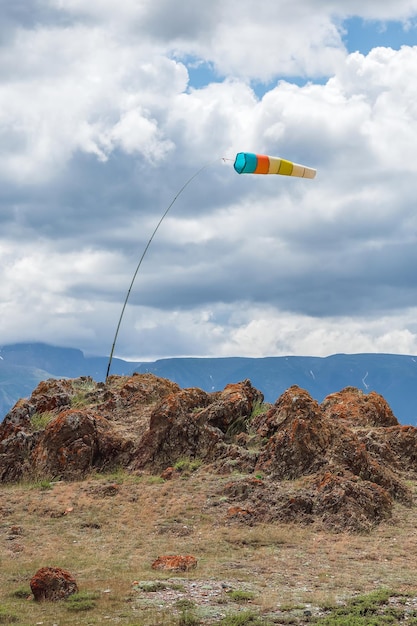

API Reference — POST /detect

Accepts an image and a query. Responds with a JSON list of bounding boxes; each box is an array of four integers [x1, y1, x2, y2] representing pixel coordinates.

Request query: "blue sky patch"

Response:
[[185, 57, 219, 90], [343, 16, 417, 54]]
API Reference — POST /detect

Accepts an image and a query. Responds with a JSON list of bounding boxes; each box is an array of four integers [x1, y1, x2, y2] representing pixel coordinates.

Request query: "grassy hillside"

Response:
[[1, 469, 417, 625]]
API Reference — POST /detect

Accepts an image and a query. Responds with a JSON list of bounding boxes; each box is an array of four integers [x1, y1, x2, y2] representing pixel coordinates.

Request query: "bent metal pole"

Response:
[[105, 158, 224, 381]]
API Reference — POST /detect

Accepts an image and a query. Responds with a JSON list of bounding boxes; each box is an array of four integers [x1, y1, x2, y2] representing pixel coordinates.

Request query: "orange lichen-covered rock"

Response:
[[160, 466, 180, 480], [252, 385, 322, 439], [226, 506, 253, 519], [199, 379, 264, 433], [151, 555, 197, 572], [31, 409, 132, 479], [24, 378, 73, 414], [132, 380, 262, 472], [314, 471, 394, 532], [30, 567, 78, 601], [321, 387, 399, 427], [254, 387, 332, 479]]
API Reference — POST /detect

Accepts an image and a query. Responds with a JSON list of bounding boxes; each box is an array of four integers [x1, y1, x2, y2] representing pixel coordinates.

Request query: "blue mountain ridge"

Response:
[[1, 343, 417, 425]]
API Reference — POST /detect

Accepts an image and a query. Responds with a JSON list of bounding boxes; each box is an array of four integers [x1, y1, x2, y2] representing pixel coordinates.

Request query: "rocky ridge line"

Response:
[[1, 374, 416, 532]]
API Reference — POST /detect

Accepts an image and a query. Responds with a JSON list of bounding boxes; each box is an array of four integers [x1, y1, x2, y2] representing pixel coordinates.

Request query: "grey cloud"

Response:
[[140, 0, 219, 42], [0, 0, 72, 43]]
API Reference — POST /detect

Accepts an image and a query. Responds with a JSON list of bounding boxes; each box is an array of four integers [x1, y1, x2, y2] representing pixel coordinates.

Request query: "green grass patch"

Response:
[[0, 606, 18, 624], [175, 599, 196, 611], [30, 410, 55, 431], [9, 588, 30, 600], [174, 458, 202, 474], [176, 609, 201, 626], [250, 401, 271, 419], [30, 479, 53, 490], [70, 377, 96, 408], [145, 475, 165, 485], [137, 581, 170, 592], [314, 588, 406, 625], [219, 610, 271, 625], [227, 590, 256, 603], [65, 590, 100, 612]]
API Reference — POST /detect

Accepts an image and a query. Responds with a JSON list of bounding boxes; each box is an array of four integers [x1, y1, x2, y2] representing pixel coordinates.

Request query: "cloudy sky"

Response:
[[2, 0, 417, 362]]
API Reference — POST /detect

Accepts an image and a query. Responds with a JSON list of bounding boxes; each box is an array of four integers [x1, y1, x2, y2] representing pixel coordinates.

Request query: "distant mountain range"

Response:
[[1, 342, 417, 425]]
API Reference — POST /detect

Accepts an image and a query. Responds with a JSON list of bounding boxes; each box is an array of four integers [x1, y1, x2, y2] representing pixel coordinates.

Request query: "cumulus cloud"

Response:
[[1, 0, 417, 360]]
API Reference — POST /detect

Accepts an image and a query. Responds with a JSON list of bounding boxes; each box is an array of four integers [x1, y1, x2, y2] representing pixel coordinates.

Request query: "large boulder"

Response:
[[98, 374, 181, 423], [31, 409, 133, 479], [132, 380, 262, 471], [253, 386, 332, 479], [0, 374, 183, 481], [321, 387, 399, 427], [131, 387, 221, 471], [197, 380, 263, 434], [30, 567, 78, 601], [0, 428, 38, 482]]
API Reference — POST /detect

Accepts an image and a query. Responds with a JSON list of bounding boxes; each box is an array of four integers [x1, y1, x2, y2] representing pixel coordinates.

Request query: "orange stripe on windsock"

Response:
[[254, 154, 270, 174]]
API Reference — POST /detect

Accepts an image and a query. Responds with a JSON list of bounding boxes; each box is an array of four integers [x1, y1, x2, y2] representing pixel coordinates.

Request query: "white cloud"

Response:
[[0, 25, 186, 182], [218, 306, 417, 358], [45, 1, 417, 80], [1, 1, 417, 361]]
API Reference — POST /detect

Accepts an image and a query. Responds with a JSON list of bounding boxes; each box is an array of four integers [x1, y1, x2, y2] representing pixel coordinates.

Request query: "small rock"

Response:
[[151, 555, 198, 572], [160, 467, 178, 480]]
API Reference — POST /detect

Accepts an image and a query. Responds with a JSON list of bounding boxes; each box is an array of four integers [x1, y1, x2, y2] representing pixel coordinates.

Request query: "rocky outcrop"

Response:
[[0, 376, 155, 480], [214, 384, 415, 531], [250, 386, 410, 505], [1, 375, 417, 532], [132, 380, 262, 472], [217, 470, 395, 533]]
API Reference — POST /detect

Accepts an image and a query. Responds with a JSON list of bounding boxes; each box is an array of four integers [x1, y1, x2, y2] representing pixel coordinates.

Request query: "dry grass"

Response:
[[1, 468, 417, 624]]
